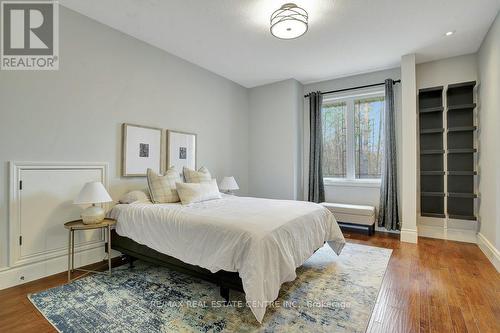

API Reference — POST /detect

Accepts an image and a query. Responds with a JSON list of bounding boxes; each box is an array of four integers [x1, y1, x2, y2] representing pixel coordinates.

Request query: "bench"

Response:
[[321, 202, 376, 235]]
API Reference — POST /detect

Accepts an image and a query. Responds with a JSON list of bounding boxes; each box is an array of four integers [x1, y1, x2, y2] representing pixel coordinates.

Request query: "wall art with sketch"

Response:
[[167, 130, 196, 173], [122, 123, 162, 176]]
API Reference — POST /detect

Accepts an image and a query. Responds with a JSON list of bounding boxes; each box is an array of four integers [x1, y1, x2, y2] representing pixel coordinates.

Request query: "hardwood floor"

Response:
[[0, 233, 498, 333], [348, 233, 500, 333]]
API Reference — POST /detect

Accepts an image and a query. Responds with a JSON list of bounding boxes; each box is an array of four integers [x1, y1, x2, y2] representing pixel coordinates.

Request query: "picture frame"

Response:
[[167, 130, 197, 173], [122, 123, 163, 177]]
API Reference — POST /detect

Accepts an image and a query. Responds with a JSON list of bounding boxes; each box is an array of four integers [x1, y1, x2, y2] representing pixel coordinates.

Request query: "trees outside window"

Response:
[[354, 96, 384, 179], [321, 91, 384, 181], [322, 102, 347, 178]]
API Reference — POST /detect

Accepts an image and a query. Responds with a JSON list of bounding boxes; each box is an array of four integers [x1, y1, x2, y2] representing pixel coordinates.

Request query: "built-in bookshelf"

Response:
[[446, 81, 477, 220], [418, 81, 478, 221], [418, 86, 445, 218]]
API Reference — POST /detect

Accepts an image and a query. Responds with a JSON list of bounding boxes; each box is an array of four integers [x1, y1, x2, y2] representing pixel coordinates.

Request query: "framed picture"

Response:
[[167, 130, 196, 173], [122, 123, 162, 176]]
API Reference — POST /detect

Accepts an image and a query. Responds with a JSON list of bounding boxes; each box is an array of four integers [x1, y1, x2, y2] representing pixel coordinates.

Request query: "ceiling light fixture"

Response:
[[270, 3, 308, 40], [445, 30, 455, 36]]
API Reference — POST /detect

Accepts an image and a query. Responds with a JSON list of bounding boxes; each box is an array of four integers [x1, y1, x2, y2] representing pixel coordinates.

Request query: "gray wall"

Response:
[[248, 79, 303, 200], [303, 68, 402, 212], [477, 11, 500, 250], [416, 54, 478, 88], [0, 8, 249, 269]]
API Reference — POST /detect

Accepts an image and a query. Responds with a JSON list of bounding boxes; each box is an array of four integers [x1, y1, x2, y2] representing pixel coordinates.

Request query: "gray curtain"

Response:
[[378, 79, 400, 230], [308, 92, 325, 203]]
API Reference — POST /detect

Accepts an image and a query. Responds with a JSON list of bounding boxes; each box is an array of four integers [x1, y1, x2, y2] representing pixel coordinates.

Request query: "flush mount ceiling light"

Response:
[[270, 3, 308, 40], [445, 30, 455, 36]]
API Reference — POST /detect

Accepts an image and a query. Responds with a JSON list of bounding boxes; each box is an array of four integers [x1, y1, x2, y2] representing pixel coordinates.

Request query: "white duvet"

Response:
[[109, 195, 345, 323]]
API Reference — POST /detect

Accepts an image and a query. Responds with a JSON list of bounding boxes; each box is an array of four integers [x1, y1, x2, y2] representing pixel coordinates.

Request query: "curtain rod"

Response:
[[304, 79, 401, 98]]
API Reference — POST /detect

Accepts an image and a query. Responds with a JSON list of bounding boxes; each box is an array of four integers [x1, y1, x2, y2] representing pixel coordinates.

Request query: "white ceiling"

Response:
[[60, 0, 500, 88]]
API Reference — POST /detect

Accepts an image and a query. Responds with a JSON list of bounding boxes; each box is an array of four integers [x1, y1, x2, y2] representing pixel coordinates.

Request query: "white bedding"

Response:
[[108, 195, 345, 323]]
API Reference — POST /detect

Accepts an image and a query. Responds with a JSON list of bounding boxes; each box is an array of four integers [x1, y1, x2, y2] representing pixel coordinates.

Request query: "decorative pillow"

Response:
[[147, 167, 182, 203], [118, 190, 150, 204], [183, 166, 212, 183], [176, 179, 222, 205]]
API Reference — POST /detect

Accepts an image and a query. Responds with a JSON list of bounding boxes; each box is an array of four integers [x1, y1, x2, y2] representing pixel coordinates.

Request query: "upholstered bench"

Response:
[[321, 202, 376, 235]]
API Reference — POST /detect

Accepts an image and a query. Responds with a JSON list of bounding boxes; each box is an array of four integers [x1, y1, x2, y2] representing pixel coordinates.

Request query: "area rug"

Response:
[[29, 243, 392, 333]]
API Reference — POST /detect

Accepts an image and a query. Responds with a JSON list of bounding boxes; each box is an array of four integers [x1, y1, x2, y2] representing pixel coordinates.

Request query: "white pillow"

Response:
[[147, 167, 182, 203], [118, 190, 150, 204], [183, 166, 212, 183], [176, 179, 222, 205]]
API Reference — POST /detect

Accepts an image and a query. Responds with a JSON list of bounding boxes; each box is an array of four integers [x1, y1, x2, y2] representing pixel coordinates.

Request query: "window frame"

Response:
[[321, 87, 385, 187]]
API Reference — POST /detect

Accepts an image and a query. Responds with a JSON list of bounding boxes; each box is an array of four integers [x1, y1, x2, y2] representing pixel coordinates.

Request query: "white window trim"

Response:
[[324, 177, 381, 188], [322, 87, 385, 184]]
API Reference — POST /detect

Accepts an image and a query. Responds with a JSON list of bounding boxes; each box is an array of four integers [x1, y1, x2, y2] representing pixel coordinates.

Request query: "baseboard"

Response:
[[0, 247, 121, 290], [477, 233, 500, 272], [374, 225, 400, 234], [400, 228, 418, 243], [418, 225, 477, 244]]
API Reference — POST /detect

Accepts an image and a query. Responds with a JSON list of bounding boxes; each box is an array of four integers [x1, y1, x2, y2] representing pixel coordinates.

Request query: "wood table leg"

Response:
[[108, 225, 112, 275], [71, 229, 75, 272], [67, 229, 71, 282]]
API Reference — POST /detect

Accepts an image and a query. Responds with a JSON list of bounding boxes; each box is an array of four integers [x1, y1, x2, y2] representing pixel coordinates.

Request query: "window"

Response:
[[321, 90, 384, 183], [322, 102, 347, 178], [354, 96, 384, 179]]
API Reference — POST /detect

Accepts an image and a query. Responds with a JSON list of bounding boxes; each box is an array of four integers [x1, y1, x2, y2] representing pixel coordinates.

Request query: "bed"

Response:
[[108, 195, 345, 323]]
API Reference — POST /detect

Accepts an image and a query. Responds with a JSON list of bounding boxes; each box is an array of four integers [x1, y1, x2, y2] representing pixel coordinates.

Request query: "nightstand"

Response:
[[64, 218, 116, 282]]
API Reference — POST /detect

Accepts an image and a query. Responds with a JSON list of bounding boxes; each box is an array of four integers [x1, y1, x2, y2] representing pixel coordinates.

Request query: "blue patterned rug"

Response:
[[29, 243, 391, 333]]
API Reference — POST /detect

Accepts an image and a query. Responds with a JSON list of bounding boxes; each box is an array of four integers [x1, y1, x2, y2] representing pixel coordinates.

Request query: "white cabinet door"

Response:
[[18, 168, 104, 263]]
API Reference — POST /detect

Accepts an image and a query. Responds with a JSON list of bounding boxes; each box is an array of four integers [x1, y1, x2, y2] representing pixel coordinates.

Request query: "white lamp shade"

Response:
[[74, 181, 112, 205], [219, 177, 239, 191]]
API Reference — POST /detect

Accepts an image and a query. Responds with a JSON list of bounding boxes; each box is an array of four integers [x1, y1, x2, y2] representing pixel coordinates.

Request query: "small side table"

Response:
[[64, 218, 116, 282]]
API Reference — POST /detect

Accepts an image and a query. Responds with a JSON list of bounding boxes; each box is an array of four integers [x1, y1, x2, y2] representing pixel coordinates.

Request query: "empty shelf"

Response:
[[421, 192, 445, 197], [419, 86, 444, 93], [421, 213, 446, 218], [420, 128, 444, 134], [447, 148, 477, 154], [447, 126, 477, 132], [448, 214, 477, 221], [447, 81, 476, 89], [419, 106, 444, 113], [447, 103, 476, 111], [448, 193, 477, 198], [420, 150, 445, 155], [448, 171, 477, 175], [421, 171, 445, 175]]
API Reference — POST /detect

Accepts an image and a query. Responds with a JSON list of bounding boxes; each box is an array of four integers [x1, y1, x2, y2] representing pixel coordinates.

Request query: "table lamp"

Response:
[[219, 176, 239, 195], [74, 181, 113, 224]]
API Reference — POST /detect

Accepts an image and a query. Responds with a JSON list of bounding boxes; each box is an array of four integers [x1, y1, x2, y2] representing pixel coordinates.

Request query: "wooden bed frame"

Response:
[[110, 230, 243, 302]]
